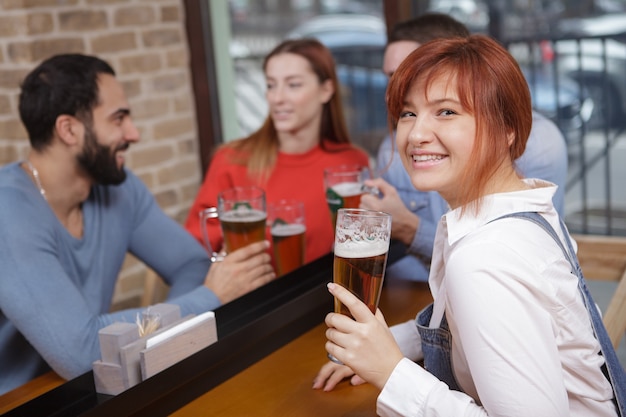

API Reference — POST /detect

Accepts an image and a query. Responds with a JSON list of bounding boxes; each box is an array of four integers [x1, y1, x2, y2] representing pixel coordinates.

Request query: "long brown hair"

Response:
[[386, 34, 532, 213], [224, 38, 351, 183]]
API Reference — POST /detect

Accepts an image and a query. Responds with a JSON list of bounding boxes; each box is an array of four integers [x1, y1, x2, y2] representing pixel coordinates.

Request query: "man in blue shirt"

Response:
[[361, 14, 568, 282], [0, 54, 275, 394]]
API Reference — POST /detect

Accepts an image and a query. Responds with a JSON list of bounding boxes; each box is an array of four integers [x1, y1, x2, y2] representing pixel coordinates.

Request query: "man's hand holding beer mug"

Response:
[[312, 208, 400, 391]]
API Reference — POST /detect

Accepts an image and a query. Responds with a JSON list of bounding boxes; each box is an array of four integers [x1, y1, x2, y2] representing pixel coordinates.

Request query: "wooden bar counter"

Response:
[[1, 249, 431, 416], [173, 277, 431, 417], [0, 372, 65, 414]]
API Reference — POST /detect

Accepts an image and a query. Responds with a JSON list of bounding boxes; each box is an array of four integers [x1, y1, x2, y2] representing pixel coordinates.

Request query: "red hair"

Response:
[[386, 34, 532, 213]]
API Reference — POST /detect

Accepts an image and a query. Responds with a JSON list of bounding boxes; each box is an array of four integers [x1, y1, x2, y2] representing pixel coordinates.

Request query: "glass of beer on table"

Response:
[[267, 200, 306, 276], [323, 165, 374, 230], [328, 208, 391, 364], [200, 186, 267, 261]]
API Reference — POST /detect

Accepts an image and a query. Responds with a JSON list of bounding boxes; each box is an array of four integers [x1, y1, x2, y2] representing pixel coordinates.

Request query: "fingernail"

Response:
[[327, 282, 335, 291]]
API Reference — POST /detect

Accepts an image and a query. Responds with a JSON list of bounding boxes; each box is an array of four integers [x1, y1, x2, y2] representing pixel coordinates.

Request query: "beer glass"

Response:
[[200, 186, 267, 261], [267, 200, 306, 276], [323, 165, 376, 230], [328, 208, 391, 364]]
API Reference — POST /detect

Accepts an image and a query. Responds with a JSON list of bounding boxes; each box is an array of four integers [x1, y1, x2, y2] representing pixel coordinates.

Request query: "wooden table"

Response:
[[0, 255, 432, 417], [172, 278, 432, 417], [0, 372, 64, 414]]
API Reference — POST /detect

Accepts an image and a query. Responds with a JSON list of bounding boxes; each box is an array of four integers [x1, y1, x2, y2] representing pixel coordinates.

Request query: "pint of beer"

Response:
[[323, 165, 372, 230], [333, 208, 391, 317], [268, 200, 306, 276], [200, 186, 267, 256], [328, 208, 391, 364]]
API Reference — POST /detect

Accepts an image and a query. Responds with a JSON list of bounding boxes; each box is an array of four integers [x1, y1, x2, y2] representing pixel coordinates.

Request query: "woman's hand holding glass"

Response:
[[314, 282, 404, 391]]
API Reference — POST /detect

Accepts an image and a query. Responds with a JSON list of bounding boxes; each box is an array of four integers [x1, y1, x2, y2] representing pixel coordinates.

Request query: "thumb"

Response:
[[366, 177, 395, 195], [350, 374, 367, 386], [374, 308, 388, 325]]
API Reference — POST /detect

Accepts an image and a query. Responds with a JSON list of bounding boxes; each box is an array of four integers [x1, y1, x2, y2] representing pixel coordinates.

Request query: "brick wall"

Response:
[[0, 0, 203, 310]]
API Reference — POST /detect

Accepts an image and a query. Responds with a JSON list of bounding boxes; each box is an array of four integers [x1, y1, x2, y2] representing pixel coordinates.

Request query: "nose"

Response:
[[407, 115, 433, 147], [124, 119, 140, 143], [267, 84, 284, 104]]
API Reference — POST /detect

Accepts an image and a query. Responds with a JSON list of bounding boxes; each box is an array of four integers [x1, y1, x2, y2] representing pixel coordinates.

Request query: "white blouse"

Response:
[[378, 179, 617, 417]]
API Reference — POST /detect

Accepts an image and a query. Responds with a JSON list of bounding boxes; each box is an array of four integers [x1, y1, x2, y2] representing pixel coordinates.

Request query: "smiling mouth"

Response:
[[412, 154, 445, 162], [116, 142, 130, 153]]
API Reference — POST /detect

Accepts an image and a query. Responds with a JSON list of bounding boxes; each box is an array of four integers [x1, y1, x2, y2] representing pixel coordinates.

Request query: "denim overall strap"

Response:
[[416, 303, 462, 391], [495, 212, 626, 416]]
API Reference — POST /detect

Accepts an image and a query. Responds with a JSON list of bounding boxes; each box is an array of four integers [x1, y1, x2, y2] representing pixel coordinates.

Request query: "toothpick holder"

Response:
[[92, 303, 217, 395]]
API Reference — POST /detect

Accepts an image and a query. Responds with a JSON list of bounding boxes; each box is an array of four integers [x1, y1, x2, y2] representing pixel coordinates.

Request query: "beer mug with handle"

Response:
[[199, 186, 267, 262], [328, 208, 391, 364], [200, 206, 223, 262]]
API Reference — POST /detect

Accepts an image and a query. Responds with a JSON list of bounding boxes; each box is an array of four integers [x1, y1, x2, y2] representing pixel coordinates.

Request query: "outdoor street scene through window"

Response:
[[227, 0, 626, 236]]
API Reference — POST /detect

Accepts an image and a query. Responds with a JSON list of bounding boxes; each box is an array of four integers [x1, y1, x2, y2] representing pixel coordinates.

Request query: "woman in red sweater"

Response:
[[185, 38, 370, 269]]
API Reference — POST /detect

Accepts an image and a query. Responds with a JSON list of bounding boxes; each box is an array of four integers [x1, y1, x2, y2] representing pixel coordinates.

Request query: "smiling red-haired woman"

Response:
[[386, 35, 532, 213], [314, 35, 622, 417]]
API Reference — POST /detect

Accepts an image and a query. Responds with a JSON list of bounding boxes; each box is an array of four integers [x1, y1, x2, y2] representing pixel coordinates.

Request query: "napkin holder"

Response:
[[92, 303, 217, 395]]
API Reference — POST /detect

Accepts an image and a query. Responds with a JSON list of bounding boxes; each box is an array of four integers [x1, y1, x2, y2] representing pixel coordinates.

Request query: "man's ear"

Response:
[[55, 115, 82, 146]]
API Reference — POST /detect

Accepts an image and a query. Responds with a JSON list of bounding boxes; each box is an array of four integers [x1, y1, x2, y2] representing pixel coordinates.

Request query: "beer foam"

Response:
[[334, 239, 388, 258], [331, 182, 362, 197], [220, 208, 266, 222], [271, 223, 306, 236]]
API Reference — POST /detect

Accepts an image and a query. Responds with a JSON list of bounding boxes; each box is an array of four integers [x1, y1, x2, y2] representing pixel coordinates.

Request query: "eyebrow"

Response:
[[266, 74, 305, 82], [110, 108, 131, 119], [429, 97, 462, 106], [402, 97, 461, 107]]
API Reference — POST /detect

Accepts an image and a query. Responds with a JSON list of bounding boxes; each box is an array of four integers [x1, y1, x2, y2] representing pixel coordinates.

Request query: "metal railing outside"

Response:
[[232, 32, 626, 237], [507, 34, 626, 236]]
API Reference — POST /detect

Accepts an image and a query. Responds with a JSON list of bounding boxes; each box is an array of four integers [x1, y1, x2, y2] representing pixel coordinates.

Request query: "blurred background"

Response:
[[221, 0, 626, 238]]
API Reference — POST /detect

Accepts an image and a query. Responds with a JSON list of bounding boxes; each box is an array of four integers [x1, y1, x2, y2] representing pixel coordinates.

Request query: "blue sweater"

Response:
[[0, 162, 219, 394]]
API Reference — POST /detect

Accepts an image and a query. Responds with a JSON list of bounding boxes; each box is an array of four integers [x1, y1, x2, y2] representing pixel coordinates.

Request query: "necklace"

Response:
[[24, 160, 47, 200]]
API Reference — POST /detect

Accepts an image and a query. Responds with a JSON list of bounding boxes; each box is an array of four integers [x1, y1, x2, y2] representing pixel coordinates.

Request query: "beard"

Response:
[[77, 125, 128, 186]]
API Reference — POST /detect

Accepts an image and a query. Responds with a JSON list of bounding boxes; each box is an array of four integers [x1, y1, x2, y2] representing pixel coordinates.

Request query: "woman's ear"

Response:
[[506, 130, 515, 147], [320, 78, 335, 104]]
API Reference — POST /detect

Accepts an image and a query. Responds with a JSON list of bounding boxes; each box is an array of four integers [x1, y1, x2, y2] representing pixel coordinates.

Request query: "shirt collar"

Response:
[[442, 179, 558, 245]]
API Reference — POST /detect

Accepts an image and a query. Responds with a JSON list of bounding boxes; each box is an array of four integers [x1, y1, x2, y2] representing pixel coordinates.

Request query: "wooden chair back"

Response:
[[141, 269, 170, 307], [573, 234, 626, 349]]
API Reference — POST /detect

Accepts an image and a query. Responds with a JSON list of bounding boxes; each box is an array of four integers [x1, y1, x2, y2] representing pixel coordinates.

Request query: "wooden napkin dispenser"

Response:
[[92, 304, 217, 395]]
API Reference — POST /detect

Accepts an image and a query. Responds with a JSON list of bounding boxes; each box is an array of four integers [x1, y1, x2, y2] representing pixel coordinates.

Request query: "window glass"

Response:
[[226, 0, 626, 235]]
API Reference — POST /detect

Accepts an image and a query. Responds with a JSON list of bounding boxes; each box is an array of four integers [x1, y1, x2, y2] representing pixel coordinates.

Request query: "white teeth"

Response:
[[413, 154, 444, 162]]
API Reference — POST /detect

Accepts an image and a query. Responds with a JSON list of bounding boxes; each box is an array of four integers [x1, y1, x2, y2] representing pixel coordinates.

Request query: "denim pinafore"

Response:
[[416, 303, 461, 391], [415, 212, 626, 415]]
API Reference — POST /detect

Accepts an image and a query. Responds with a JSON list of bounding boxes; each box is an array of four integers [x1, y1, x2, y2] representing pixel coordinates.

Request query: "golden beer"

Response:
[[333, 247, 388, 317], [328, 208, 391, 365], [271, 223, 306, 276], [220, 208, 267, 253]]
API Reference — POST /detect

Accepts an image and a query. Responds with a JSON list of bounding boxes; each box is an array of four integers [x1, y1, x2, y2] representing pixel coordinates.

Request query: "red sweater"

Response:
[[185, 142, 370, 264]]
